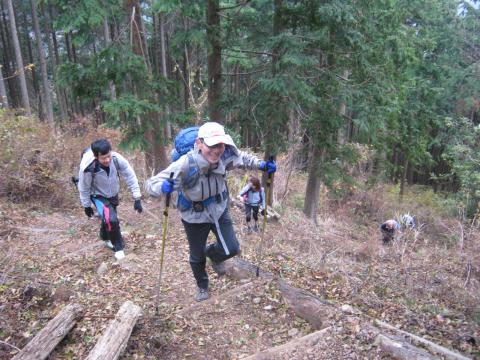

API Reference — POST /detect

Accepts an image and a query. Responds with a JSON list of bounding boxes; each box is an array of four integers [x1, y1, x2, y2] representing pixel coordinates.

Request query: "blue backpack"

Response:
[[171, 126, 199, 161]]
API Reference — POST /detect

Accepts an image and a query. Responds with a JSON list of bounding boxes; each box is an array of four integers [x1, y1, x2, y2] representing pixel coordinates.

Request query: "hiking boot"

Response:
[[114, 250, 125, 260], [253, 224, 259, 233], [211, 261, 227, 276], [246, 226, 252, 234], [195, 287, 209, 302], [104, 240, 114, 251]]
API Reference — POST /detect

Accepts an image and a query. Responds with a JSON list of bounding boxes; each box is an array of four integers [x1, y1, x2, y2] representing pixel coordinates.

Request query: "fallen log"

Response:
[[84, 301, 142, 360], [374, 333, 440, 360], [12, 303, 84, 360], [224, 257, 274, 280], [224, 258, 332, 330], [243, 326, 332, 359], [277, 279, 332, 330], [374, 320, 471, 360]]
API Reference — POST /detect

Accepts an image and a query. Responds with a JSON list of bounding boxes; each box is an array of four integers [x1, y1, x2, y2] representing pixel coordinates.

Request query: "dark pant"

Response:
[[182, 208, 240, 289], [91, 195, 124, 251], [381, 229, 394, 244], [245, 204, 259, 222]]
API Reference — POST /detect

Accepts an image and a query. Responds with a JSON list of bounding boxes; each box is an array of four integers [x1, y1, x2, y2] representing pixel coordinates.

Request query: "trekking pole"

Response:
[[257, 156, 274, 277], [154, 172, 174, 316]]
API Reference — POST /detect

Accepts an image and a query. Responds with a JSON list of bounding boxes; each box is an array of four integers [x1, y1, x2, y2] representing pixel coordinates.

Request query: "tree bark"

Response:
[[0, 64, 9, 107], [5, 0, 30, 113], [243, 327, 332, 360], [11, 304, 84, 360], [84, 301, 142, 360], [42, 2, 67, 121], [0, 2, 17, 107], [103, 17, 116, 101], [125, 0, 168, 173], [303, 145, 323, 220], [31, 0, 54, 126], [206, 0, 222, 121]]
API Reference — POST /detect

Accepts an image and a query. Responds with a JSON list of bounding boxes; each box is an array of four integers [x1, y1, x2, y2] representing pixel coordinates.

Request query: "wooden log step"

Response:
[[224, 258, 332, 329], [375, 333, 440, 360], [243, 326, 332, 359], [12, 303, 84, 360], [84, 301, 142, 360], [374, 320, 471, 360]]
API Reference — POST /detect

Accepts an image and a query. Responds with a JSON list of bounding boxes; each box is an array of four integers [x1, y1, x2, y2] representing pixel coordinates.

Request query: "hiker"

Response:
[[380, 219, 400, 244], [145, 122, 276, 302], [239, 176, 266, 233], [401, 213, 416, 229], [78, 139, 143, 261]]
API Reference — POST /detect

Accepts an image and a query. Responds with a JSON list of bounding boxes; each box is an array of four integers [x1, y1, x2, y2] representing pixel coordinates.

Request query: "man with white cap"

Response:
[[146, 122, 276, 301]]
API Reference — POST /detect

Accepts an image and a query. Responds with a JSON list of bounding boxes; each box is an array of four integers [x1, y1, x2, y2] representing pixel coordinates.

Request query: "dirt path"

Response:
[[0, 198, 476, 359]]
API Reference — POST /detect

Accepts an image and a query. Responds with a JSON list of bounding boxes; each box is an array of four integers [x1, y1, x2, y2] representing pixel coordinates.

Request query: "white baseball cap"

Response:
[[198, 122, 235, 147]]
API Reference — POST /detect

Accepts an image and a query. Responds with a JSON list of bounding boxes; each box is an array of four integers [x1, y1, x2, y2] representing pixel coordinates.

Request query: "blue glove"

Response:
[[161, 180, 174, 194], [259, 160, 277, 175]]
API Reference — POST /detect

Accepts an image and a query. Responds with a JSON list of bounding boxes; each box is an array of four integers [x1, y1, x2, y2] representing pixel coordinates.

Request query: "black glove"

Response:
[[84, 207, 94, 218], [134, 199, 143, 213], [260, 209, 266, 216]]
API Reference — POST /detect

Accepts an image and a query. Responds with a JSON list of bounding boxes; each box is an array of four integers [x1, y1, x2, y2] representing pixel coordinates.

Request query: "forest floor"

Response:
[[0, 180, 479, 359], [0, 120, 479, 359]]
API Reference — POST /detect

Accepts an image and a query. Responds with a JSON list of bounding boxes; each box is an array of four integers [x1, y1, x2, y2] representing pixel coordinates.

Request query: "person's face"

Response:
[[96, 152, 112, 167], [196, 139, 225, 164]]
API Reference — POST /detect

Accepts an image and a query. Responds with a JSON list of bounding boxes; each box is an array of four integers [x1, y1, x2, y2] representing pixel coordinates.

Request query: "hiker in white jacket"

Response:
[[78, 139, 142, 260], [146, 122, 276, 301]]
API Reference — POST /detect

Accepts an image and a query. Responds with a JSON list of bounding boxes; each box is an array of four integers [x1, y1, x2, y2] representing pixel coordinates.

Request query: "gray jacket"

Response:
[[145, 145, 262, 224], [78, 150, 141, 207]]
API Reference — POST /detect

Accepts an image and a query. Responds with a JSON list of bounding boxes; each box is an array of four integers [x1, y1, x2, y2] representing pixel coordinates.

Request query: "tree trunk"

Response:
[[0, 3, 17, 107], [12, 304, 84, 360], [243, 327, 332, 360], [84, 301, 142, 360], [42, 2, 67, 122], [22, 9, 40, 117], [103, 17, 116, 101], [303, 146, 323, 221], [31, 0, 54, 126], [5, 0, 30, 113], [159, 12, 171, 139], [125, 0, 168, 173], [0, 63, 9, 107], [206, 0, 222, 121]]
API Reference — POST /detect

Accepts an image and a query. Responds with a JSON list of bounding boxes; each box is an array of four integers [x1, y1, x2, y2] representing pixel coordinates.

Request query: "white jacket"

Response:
[[78, 150, 141, 207], [146, 145, 262, 224]]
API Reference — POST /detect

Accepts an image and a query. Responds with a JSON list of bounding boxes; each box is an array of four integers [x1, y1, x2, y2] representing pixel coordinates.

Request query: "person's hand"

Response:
[[259, 160, 277, 175], [133, 199, 143, 213], [260, 209, 266, 216], [84, 207, 94, 218], [161, 180, 174, 194]]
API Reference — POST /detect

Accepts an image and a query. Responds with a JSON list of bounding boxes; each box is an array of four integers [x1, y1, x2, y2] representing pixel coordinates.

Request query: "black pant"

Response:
[[91, 195, 124, 251], [245, 203, 259, 222], [182, 208, 239, 289]]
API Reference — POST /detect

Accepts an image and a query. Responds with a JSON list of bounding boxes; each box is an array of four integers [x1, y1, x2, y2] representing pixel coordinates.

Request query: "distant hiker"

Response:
[[78, 139, 142, 261], [239, 176, 266, 233], [380, 219, 400, 244], [401, 213, 416, 229], [145, 122, 276, 302]]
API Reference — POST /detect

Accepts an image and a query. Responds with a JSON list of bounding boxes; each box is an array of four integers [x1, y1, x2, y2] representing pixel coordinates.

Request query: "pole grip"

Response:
[[165, 172, 174, 209]]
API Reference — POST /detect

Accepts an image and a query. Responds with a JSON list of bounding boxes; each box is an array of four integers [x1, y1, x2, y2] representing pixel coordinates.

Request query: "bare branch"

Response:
[[218, 0, 251, 11]]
